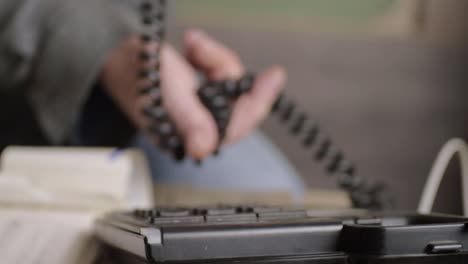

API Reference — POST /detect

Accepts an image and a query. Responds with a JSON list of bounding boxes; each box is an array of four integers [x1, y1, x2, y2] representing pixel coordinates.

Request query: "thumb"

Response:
[[160, 45, 218, 159]]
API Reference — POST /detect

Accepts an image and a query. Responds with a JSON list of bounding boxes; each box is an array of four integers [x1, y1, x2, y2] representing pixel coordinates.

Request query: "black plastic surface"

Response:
[[95, 207, 468, 264]]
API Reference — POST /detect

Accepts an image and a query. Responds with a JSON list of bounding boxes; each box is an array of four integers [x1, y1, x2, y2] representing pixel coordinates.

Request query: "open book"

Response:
[[0, 146, 154, 264]]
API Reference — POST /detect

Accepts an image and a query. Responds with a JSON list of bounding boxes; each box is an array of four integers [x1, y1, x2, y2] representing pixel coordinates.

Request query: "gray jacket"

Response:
[[0, 0, 142, 146]]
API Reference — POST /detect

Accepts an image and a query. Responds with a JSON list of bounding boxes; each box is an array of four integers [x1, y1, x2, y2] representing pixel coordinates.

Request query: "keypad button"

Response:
[[153, 216, 204, 225], [206, 213, 257, 223], [133, 209, 148, 218], [259, 210, 308, 221], [207, 208, 236, 216], [251, 207, 281, 213], [158, 209, 191, 217], [191, 208, 208, 216], [356, 218, 382, 225]]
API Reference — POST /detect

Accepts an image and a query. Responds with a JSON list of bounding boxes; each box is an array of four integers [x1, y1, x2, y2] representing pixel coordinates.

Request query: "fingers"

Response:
[[184, 28, 244, 80], [153, 30, 285, 159], [226, 66, 286, 142], [159, 44, 218, 159], [184, 29, 286, 147]]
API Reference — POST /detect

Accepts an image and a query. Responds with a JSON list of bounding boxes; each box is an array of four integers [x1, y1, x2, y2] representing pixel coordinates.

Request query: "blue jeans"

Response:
[[135, 131, 306, 202]]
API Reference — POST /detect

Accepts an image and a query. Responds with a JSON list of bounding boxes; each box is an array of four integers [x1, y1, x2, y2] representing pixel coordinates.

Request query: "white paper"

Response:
[[0, 147, 131, 202], [0, 147, 154, 210], [0, 209, 99, 264]]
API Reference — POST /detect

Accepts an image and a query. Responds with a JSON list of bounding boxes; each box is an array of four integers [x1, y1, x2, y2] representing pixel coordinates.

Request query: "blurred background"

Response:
[[167, 0, 468, 212]]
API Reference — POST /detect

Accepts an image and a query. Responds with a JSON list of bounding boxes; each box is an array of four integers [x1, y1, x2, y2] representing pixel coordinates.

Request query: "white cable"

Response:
[[418, 138, 468, 216]]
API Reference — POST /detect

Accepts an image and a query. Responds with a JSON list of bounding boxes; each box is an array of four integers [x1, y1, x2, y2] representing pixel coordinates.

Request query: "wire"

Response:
[[418, 138, 468, 216]]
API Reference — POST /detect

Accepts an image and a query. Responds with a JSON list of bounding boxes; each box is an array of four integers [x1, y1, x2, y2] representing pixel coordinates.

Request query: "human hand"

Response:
[[101, 29, 286, 159]]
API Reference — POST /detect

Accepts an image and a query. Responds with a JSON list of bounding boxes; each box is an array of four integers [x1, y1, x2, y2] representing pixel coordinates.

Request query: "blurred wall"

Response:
[[169, 0, 468, 212], [424, 0, 468, 43]]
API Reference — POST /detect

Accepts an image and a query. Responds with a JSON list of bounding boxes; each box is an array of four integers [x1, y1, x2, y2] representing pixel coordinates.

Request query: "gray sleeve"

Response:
[[0, 0, 142, 144]]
